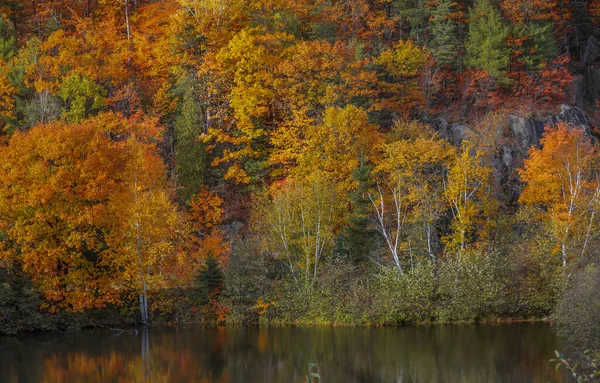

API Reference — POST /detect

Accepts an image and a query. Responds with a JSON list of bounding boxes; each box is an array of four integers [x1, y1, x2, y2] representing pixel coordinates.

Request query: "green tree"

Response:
[[394, 0, 430, 46], [465, 0, 509, 81], [193, 253, 224, 305], [173, 77, 209, 202], [0, 263, 44, 335], [0, 15, 16, 62], [337, 160, 377, 265], [511, 22, 556, 70], [58, 72, 105, 123], [428, 0, 459, 68]]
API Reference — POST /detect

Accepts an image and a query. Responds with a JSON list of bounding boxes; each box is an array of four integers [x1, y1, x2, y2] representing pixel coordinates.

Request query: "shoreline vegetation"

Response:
[[0, 0, 598, 368]]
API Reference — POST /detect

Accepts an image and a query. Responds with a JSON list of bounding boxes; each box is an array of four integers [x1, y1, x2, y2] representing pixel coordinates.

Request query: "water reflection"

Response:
[[0, 324, 567, 382]]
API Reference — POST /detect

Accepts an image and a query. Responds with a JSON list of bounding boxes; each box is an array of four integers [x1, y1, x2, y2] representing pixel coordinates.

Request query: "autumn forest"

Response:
[[0, 0, 599, 355]]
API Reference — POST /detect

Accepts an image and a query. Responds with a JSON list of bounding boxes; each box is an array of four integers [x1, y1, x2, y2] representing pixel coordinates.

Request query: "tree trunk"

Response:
[[139, 282, 149, 326]]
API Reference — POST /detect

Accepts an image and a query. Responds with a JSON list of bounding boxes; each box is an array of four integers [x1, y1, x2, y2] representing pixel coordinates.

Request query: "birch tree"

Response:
[[371, 125, 453, 275], [259, 172, 337, 286], [519, 123, 600, 269]]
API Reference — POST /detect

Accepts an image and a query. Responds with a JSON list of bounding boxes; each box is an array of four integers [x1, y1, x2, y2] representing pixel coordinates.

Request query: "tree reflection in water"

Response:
[[0, 324, 568, 382], [141, 329, 151, 381]]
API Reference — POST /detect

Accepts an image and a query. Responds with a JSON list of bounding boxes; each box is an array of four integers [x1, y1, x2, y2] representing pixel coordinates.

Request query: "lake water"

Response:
[[0, 323, 568, 382]]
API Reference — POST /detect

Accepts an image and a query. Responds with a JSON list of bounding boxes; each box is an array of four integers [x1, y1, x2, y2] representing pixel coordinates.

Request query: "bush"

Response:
[[435, 251, 507, 322], [0, 265, 86, 334], [371, 263, 436, 324], [223, 239, 271, 325], [555, 262, 600, 349]]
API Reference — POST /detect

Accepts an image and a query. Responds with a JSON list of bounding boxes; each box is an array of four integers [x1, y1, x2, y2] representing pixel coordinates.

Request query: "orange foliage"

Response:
[[188, 188, 229, 264], [0, 112, 187, 311], [519, 123, 599, 265], [501, 0, 556, 23]]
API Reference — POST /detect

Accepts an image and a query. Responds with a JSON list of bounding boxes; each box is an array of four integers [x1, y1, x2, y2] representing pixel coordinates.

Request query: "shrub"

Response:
[[555, 263, 600, 349]]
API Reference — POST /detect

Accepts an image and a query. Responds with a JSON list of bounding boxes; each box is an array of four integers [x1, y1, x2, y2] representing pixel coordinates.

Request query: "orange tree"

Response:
[[0, 112, 190, 321], [519, 122, 600, 269]]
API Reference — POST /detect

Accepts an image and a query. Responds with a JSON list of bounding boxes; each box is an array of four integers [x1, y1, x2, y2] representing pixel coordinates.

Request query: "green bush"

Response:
[[0, 265, 86, 335], [555, 262, 600, 349]]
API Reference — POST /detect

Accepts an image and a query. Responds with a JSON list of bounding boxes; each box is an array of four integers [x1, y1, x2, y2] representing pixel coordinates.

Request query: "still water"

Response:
[[0, 323, 567, 383]]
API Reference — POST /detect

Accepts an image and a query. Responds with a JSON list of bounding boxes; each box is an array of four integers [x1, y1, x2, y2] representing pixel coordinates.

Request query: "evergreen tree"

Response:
[[394, 0, 430, 46], [193, 253, 224, 305], [337, 160, 377, 265], [465, 0, 509, 81], [0, 15, 16, 62], [173, 77, 209, 202], [569, 0, 599, 65], [512, 22, 556, 70], [428, 0, 460, 69]]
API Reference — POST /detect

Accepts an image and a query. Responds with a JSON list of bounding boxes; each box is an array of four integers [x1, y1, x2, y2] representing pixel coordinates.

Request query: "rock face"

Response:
[[433, 105, 594, 203], [506, 115, 544, 153], [435, 105, 592, 153], [575, 65, 600, 110], [447, 123, 474, 146]]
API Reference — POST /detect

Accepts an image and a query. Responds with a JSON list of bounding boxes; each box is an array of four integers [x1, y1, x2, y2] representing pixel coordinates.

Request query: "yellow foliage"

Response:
[[443, 142, 491, 255]]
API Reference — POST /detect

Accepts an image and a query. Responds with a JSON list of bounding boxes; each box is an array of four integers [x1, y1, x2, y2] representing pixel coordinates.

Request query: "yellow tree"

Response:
[[294, 105, 379, 193], [255, 172, 338, 286], [270, 40, 378, 176], [104, 114, 184, 326], [203, 28, 290, 183], [371, 121, 454, 274], [443, 142, 491, 257], [519, 123, 600, 268], [374, 40, 427, 116]]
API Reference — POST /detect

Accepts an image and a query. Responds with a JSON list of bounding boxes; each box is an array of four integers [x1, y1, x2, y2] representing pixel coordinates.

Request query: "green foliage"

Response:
[[172, 76, 209, 202], [394, 0, 429, 46], [551, 350, 600, 383], [223, 238, 271, 324], [58, 72, 104, 123], [434, 252, 506, 322], [193, 253, 224, 306], [231, 247, 559, 326], [0, 263, 87, 335], [371, 263, 436, 324], [0, 15, 16, 62], [428, 0, 459, 68], [555, 262, 600, 349], [0, 265, 44, 335], [336, 161, 377, 264], [465, 0, 509, 80], [512, 22, 556, 70]]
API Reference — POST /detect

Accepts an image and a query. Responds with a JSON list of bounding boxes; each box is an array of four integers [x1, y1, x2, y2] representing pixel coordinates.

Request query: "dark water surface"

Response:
[[0, 323, 568, 382]]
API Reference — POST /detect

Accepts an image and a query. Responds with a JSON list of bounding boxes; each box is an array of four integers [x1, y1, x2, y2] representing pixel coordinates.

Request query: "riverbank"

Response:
[[1, 253, 562, 335]]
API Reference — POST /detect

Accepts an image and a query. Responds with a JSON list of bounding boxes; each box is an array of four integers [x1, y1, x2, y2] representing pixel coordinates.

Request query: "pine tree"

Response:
[[0, 15, 16, 62], [193, 253, 224, 305], [428, 0, 459, 68], [465, 0, 509, 81], [512, 22, 556, 70], [173, 77, 209, 202], [395, 0, 430, 46], [337, 160, 377, 265]]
